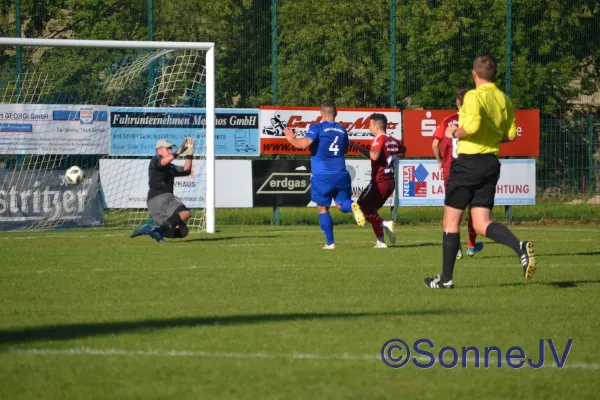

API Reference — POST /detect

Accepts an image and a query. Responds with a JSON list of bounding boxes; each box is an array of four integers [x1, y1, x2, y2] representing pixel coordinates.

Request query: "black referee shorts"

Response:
[[445, 154, 501, 210]]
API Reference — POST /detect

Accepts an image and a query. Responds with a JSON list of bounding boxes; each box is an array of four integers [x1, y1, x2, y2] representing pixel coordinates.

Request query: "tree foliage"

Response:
[[0, 0, 598, 112]]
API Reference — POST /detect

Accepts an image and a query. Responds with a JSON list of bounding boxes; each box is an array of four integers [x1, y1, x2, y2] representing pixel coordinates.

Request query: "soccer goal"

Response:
[[0, 38, 215, 233]]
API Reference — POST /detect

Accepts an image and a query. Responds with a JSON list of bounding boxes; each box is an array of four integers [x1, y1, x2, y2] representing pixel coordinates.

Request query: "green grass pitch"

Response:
[[1, 225, 599, 399]]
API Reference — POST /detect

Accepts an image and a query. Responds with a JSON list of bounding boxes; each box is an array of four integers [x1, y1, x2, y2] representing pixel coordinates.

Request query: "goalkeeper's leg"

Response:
[[164, 224, 189, 238], [146, 194, 191, 242], [130, 223, 153, 238], [156, 205, 191, 239]]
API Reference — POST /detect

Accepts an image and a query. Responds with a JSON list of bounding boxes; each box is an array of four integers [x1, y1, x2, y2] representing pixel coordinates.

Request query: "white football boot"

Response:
[[374, 241, 388, 249], [382, 221, 396, 245]]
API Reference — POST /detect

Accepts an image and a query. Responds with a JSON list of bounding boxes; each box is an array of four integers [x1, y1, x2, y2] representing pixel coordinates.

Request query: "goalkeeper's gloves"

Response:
[[184, 137, 195, 157], [174, 141, 188, 158]]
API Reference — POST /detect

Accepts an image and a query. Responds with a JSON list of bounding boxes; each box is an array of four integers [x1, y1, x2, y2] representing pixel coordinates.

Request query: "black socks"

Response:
[[442, 232, 460, 282], [163, 224, 188, 239], [485, 222, 520, 255], [160, 213, 184, 233]]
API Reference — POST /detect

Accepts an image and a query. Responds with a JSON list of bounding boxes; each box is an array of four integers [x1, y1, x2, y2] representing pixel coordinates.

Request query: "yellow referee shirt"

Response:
[[457, 82, 517, 155]]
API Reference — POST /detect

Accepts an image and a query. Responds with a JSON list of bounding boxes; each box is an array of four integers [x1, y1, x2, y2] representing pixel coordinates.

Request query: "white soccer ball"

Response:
[[65, 166, 84, 185]]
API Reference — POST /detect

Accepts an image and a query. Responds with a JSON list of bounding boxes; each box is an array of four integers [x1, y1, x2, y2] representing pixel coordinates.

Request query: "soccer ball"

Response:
[[65, 166, 84, 184]]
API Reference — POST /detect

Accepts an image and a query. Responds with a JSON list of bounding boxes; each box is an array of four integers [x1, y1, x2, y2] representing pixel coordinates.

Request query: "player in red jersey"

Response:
[[350, 113, 406, 248], [432, 88, 483, 258]]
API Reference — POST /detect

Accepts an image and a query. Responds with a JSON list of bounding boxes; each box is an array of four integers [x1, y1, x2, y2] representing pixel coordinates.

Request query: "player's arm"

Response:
[[432, 138, 442, 162], [153, 154, 175, 168], [283, 127, 313, 149], [156, 139, 187, 167], [173, 137, 194, 176], [182, 137, 194, 173], [432, 138, 443, 170], [173, 164, 191, 176], [369, 148, 381, 161], [348, 140, 370, 158], [431, 123, 444, 168], [446, 92, 481, 139], [152, 155, 174, 168], [368, 136, 383, 161]]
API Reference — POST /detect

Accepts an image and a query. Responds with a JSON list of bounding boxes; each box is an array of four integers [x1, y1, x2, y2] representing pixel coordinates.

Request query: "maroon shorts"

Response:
[[357, 179, 395, 212]]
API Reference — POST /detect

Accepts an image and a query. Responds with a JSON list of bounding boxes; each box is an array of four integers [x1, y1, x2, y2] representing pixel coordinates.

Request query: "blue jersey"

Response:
[[305, 121, 349, 175]]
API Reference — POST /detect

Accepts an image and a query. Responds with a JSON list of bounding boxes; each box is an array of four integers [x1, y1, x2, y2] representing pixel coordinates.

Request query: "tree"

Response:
[[277, 0, 390, 107], [153, 0, 271, 108]]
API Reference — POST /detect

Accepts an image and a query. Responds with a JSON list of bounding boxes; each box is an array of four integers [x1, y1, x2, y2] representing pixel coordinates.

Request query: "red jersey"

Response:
[[432, 113, 459, 181], [370, 134, 403, 183]]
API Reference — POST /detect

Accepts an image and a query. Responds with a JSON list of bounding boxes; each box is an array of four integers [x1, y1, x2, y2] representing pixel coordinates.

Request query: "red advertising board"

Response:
[[259, 106, 402, 155], [402, 109, 540, 157]]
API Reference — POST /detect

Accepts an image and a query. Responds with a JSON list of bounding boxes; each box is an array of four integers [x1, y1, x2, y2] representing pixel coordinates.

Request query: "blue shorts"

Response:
[[311, 171, 352, 207]]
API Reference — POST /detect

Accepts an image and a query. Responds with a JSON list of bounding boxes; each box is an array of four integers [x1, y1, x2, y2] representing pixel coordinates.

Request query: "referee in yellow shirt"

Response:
[[424, 55, 536, 289]]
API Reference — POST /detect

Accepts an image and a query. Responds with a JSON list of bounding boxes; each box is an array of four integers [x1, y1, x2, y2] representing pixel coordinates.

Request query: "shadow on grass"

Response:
[[392, 242, 439, 249], [499, 279, 600, 289], [481, 250, 600, 259], [0, 309, 455, 345], [182, 235, 278, 243], [462, 279, 600, 289]]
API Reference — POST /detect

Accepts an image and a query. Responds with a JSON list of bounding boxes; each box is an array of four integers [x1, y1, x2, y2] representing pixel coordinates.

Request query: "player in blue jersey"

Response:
[[283, 102, 365, 249]]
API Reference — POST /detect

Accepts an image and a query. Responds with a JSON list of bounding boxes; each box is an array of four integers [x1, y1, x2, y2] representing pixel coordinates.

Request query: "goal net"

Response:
[[0, 39, 215, 233]]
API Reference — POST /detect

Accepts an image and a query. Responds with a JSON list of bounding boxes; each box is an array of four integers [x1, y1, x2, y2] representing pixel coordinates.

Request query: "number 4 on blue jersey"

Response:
[[305, 121, 349, 175]]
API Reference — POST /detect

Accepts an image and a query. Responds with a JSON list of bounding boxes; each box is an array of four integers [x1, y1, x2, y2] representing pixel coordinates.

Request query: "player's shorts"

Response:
[[357, 179, 395, 212], [445, 154, 501, 210], [147, 193, 187, 224], [311, 171, 352, 207]]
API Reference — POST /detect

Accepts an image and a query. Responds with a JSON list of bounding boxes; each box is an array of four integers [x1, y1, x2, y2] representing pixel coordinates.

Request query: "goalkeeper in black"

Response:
[[130, 137, 194, 243]]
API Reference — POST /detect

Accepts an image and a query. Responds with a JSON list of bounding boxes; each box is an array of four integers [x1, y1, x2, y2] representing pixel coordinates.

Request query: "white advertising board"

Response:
[[399, 159, 536, 206], [100, 159, 252, 208]]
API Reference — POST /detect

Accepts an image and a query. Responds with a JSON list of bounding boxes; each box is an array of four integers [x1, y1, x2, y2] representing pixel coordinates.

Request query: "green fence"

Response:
[[1, 0, 599, 224]]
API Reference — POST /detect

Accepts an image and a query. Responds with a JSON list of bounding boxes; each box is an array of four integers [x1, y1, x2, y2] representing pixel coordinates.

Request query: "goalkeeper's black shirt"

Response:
[[147, 156, 191, 200]]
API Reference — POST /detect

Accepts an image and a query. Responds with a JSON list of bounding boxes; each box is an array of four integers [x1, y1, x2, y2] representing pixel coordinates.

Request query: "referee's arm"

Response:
[[446, 92, 480, 139], [501, 101, 518, 143]]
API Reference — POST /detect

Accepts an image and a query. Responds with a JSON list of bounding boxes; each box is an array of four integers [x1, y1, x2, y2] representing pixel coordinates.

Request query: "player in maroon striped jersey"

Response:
[[350, 113, 406, 248]]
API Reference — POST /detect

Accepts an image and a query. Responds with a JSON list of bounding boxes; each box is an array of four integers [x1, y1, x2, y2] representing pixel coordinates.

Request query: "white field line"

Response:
[[4, 347, 600, 370], [1, 225, 598, 241], [1, 233, 129, 240], [1, 266, 205, 274], [2, 263, 598, 276], [512, 227, 600, 233], [2, 236, 598, 251]]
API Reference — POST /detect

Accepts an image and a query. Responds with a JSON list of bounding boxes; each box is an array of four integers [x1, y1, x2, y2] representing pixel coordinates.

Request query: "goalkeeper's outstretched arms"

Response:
[[173, 137, 194, 176]]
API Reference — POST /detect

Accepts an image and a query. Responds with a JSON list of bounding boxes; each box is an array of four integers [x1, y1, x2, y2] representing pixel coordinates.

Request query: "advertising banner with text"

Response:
[[0, 170, 103, 231], [402, 109, 540, 157], [100, 159, 253, 208], [110, 108, 259, 156], [0, 104, 110, 154], [251, 159, 396, 208], [398, 159, 536, 206], [259, 106, 402, 155], [252, 160, 312, 207]]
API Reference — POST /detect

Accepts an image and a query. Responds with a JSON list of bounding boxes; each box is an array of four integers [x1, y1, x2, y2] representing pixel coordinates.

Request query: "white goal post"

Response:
[[0, 38, 215, 233]]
